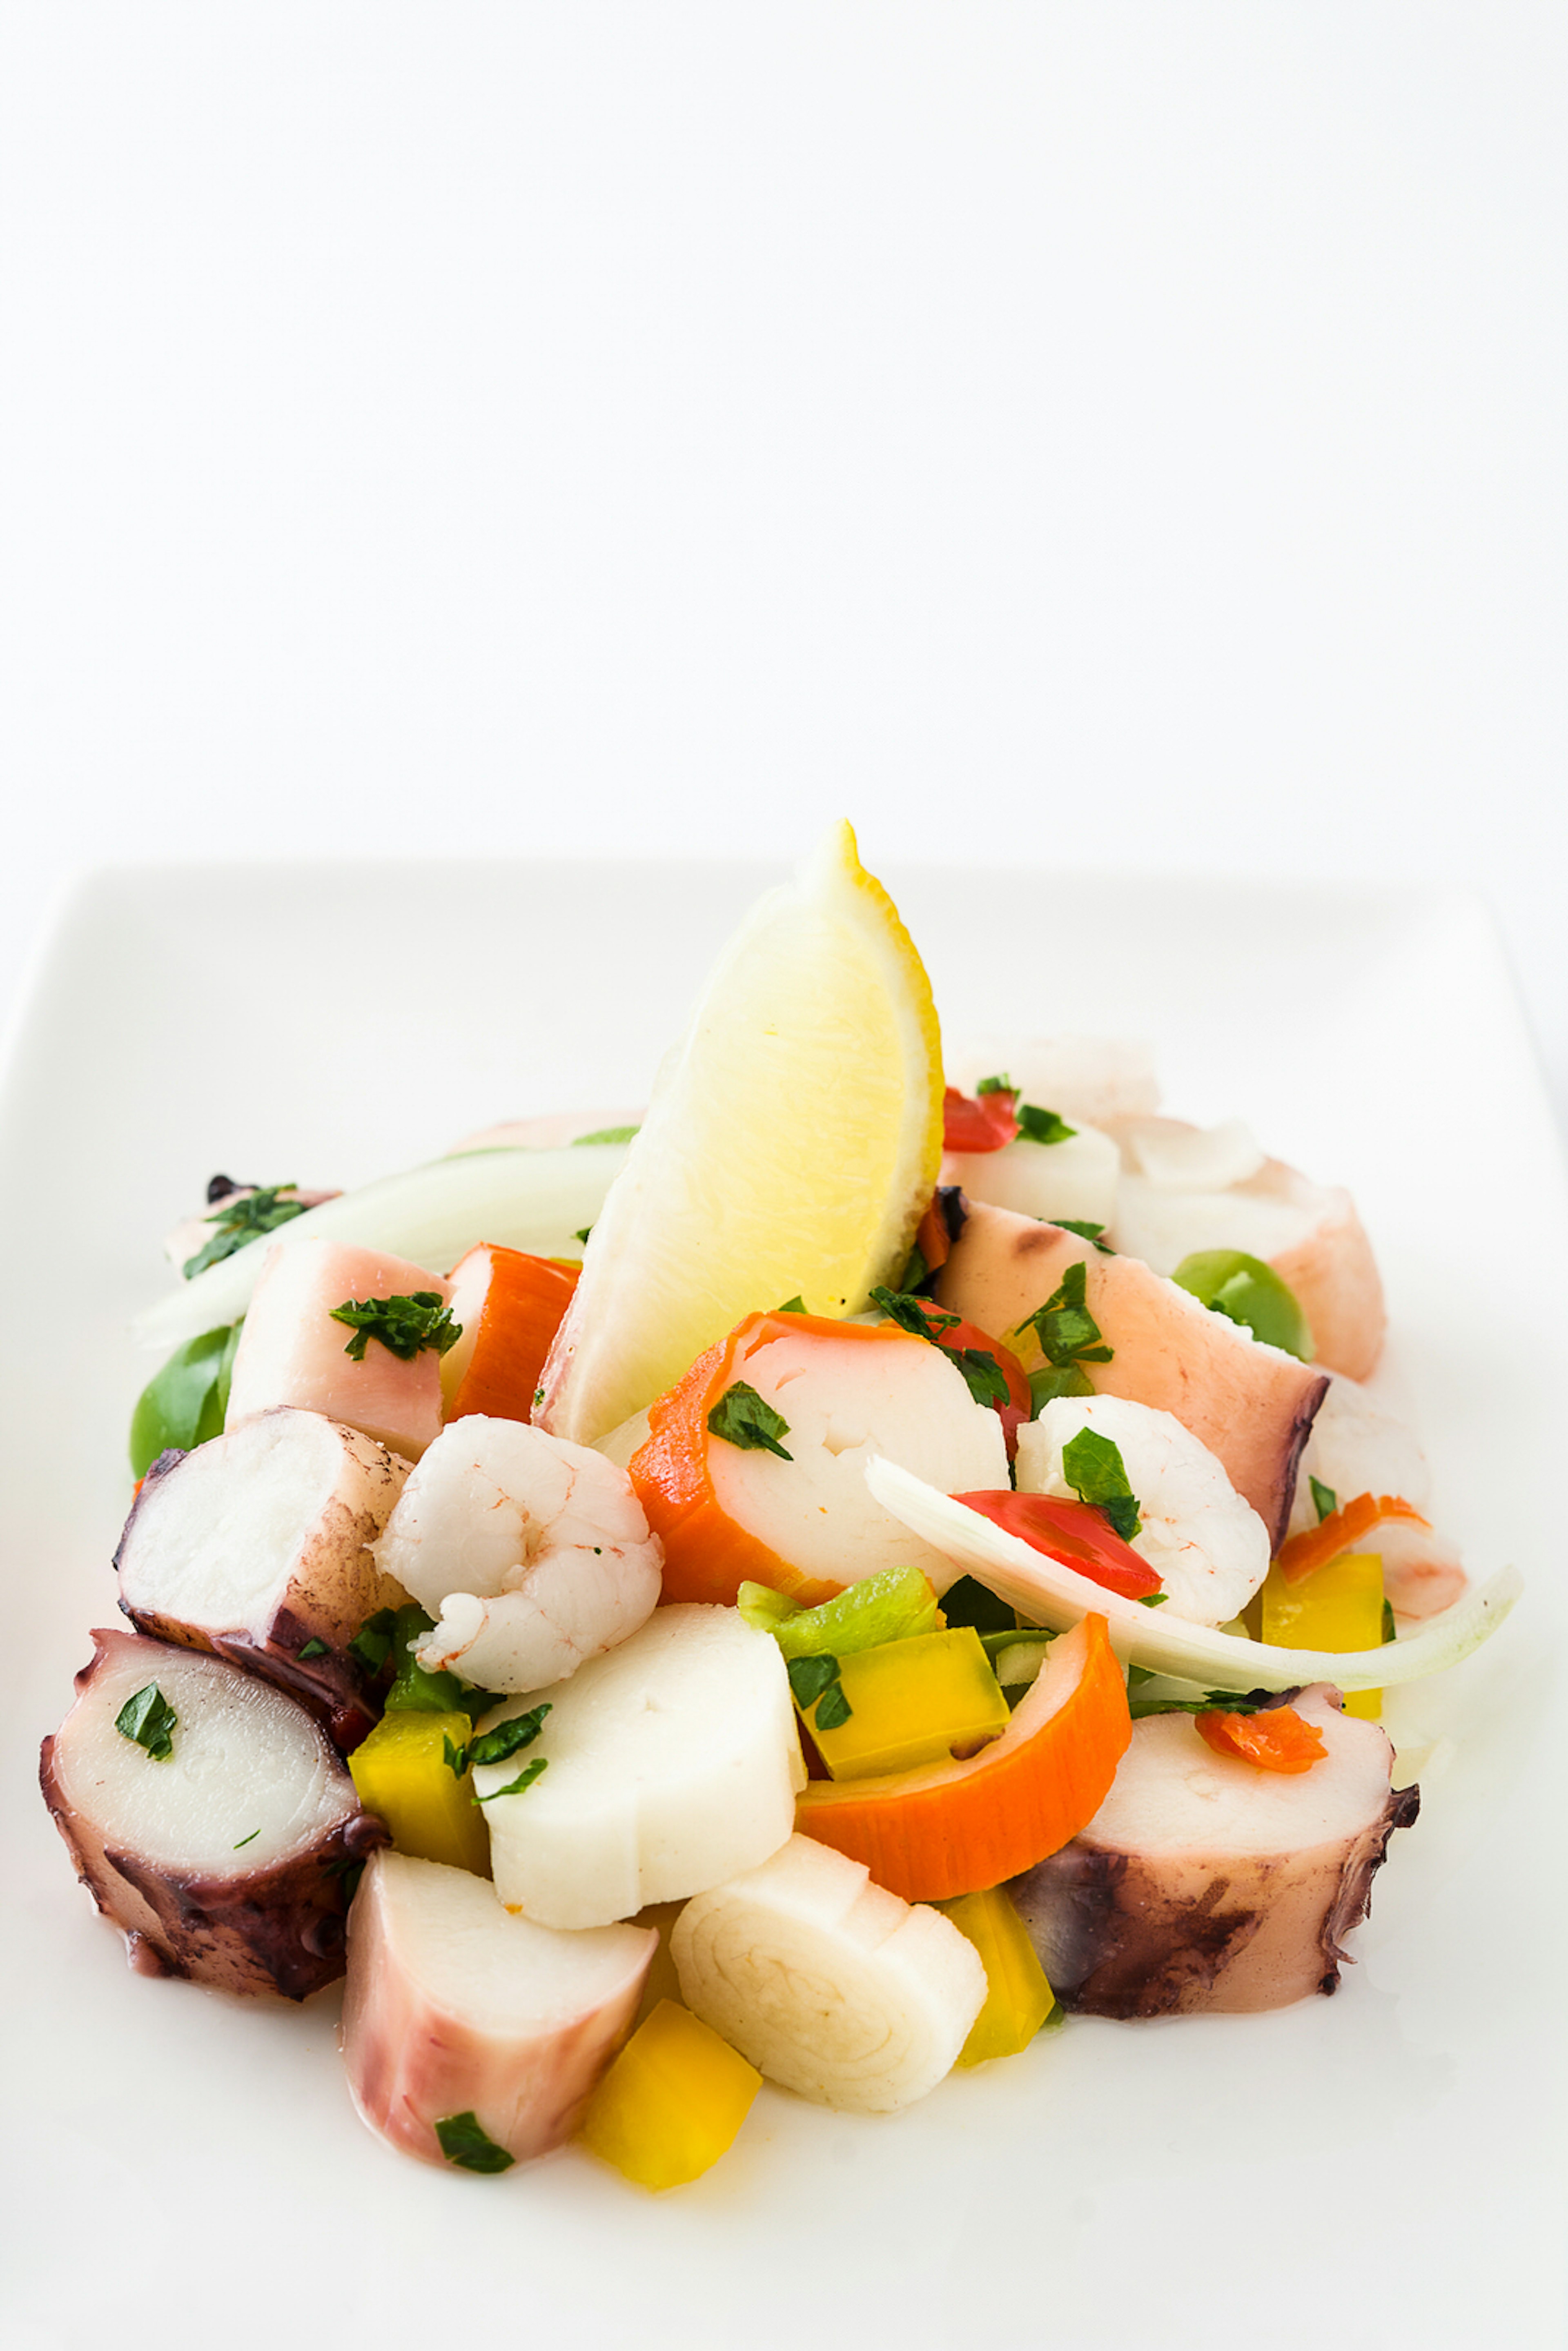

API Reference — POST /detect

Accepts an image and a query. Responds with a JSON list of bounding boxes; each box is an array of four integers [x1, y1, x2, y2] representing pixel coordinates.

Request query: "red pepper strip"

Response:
[[953, 1490, 1162, 1600], [1196, 1706, 1327, 1774], [942, 1086, 1018, 1153]]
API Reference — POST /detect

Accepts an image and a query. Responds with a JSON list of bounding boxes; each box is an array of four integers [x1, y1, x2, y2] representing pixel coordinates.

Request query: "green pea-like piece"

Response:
[[1171, 1250, 1314, 1362]]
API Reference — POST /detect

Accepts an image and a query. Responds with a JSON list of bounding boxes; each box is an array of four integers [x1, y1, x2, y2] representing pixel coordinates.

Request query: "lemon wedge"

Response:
[[536, 821, 943, 1445]]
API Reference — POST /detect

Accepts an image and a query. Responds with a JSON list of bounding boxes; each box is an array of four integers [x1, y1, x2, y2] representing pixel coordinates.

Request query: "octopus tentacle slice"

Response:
[[114, 1406, 410, 1749], [40, 1627, 386, 1999], [934, 1201, 1327, 1549], [1008, 1686, 1419, 2015], [341, 1852, 655, 2167]]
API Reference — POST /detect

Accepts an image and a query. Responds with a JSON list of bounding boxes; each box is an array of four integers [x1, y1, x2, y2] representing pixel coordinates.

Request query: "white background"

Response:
[[2, 2, 1565, 1134]]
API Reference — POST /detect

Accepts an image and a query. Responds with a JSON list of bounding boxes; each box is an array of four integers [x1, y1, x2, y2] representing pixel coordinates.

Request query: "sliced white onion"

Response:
[[134, 1145, 628, 1353], [864, 1456, 1521, 1693]]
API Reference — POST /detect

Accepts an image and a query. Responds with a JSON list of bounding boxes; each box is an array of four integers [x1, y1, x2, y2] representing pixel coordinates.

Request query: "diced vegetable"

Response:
[[1274, 1492, 1428, 1585], [940, 1886, 1057, 2064], [578, 1999, 762, 2191], [801, 1629, 1011, 1781], [737, 1563, 942, 1658], [1261, 1548, 1386, 1721], [347, 1710, 492, 1875], [1171, 1249, 1314, 1361], [671, 1834, 986, 2113], [795, 1614, 1130, 1901]]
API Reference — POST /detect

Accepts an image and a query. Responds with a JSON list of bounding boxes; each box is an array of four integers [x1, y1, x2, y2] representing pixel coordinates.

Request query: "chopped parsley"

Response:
[[1128, 1685, 1278, 1721], [1053, 1220, 1114, 1255], [434, 2112, 515, 2174], [572, 1125, 640, 1145], [786, 1652, 853, 1729], [1382, 1599, 1397, 1644], [533, 1386, 545, 1407], [182, 1184, 309, 1280], [868, 1286, 1011, 1411], [707, 1382, 793, 1460], [1012, 1260, 1113, 1379], [474, 1757, 548, 1804], [775, 1295, 807, 1314], [442, 1734, 469, 1779], [814, 1682, 853, 1731], [1135, 1592, 1167, 1607], [328, 1292, 461, 1363], [232, 1829, 260, 1850], [114, 1682, 177, 1761], [1310, 1476, 1339, 1524], [467, 1705, 551, 1770], [348, 1608, 397, 1674], [1061, 1427, 1142, 1543], [1014, 1103, 1077, 1147], [573, 1227, 593, 1246], [975, 1073, 1014, 1096], [296, 1637, 328, 1661]]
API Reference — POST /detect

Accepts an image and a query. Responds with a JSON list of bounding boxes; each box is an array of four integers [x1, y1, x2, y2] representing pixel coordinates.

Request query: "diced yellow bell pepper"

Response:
[[578, 1999, 761, 2191], [1261, 1550, 1385, 1720], [806, 1626, 1011, 1781], [347, 1710, 492, 1874], [940, 1886, 1057, 2064]]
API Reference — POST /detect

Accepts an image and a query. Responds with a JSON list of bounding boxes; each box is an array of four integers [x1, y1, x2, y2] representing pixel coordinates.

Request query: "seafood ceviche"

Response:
[[40, 826, 1519, 2191]]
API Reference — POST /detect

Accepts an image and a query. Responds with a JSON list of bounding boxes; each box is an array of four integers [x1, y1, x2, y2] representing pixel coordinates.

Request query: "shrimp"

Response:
[[1015, 1394, 1270, 1625], [375, 1415, 664, 1693]]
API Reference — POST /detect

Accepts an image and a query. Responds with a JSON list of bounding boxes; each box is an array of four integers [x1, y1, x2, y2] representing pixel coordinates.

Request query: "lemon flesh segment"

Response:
[[538, 821, 942, 1447]]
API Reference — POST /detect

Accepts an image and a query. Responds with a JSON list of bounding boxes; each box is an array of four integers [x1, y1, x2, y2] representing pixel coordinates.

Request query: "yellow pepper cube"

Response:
[[347, 1709, 492, 1875], [806, 1627, 1011, 1781], [578, 1999, 762, 2192], [941, 1886, 1057, 2064], [1261, 1550, 1385, 1720]]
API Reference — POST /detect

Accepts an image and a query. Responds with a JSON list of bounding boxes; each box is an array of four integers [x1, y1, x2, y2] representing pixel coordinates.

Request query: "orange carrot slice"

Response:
[[794, 1613, 1129, 1901], [1196, 1705, 1327, 1774], [630, 1310, 901, 1610], [1275, 1492, 1430, 1586], [442, 1244, 580, 1426]]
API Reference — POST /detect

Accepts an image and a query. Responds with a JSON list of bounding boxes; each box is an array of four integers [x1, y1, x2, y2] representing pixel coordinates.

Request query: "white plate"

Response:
[[3, 862, 1565, 2351]]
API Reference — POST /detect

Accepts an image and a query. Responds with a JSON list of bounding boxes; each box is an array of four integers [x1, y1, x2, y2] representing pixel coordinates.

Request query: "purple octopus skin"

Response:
[[40, 1627, 388, 1999], [1007, 1685, 1419, 2018], [114, 1407, 411, 1751]]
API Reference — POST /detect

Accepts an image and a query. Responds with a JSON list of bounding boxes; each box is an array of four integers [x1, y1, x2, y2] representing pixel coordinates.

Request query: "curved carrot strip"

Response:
[[1276, 1492, 1430, 1586], [1196, 1705, 1327, 1774], [795, 1614, 1129, 1902], [630, 1311, 928, 1610], [447, 1247, 579, 1425]]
